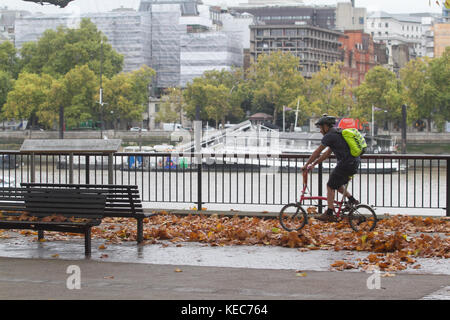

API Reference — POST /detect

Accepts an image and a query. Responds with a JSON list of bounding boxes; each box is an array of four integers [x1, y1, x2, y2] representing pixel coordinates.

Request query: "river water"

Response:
[[2, 162, 447, 216]]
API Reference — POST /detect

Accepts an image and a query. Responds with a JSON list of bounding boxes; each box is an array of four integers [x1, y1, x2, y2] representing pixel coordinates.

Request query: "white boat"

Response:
[[0, 177, 16, 188], [174, 120, 399, 173]]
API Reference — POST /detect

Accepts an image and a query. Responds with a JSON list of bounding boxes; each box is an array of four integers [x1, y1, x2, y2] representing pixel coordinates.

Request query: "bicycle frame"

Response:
[[299, 169, 351, 219]]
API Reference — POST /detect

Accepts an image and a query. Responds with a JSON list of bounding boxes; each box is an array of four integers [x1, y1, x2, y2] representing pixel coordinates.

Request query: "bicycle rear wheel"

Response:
[[279, 203, 308, 232], [348, 204, 377, 232]]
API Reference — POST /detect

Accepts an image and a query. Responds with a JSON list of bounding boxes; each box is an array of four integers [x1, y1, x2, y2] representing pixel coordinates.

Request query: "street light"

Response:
[[98, 39, 107, 139]]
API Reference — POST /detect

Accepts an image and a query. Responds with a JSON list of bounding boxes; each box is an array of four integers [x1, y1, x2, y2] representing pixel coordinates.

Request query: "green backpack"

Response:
[[339, 128, 367, 157]]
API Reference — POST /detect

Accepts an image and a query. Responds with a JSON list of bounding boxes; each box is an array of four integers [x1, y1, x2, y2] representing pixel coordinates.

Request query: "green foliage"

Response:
[[354, 66, 406, 124], [101, 65, 155, 128], [20, 19, 123, 78], [428, 47, 450, 131], [0, 71, 14, 114], [305, 62, 354, 118], [400, 57, 437, 130], [3, 72, 54, 127], [183, 68, 246, 126], [0, 41, 20, 78], [156, 87, 185, 124], [247, 51, 305, 125]]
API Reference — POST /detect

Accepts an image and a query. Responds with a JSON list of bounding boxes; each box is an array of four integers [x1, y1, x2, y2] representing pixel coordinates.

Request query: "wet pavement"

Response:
[[0, 232, 448, 274], [0, 232, 448, 300]]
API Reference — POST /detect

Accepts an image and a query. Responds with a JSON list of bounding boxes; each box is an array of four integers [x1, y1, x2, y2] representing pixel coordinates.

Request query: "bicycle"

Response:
[[279, 169, 377, 232]]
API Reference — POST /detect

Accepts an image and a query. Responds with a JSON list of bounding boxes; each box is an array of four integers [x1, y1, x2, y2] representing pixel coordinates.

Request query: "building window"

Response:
[[271, 29, 283, 37], [385, 22, 389, 28], [286, 29, 297, 37], [360, 17, 364, 24]]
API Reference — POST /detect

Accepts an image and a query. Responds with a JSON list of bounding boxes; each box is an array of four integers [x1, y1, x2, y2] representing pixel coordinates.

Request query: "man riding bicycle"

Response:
[[302, 114, 360, 222]]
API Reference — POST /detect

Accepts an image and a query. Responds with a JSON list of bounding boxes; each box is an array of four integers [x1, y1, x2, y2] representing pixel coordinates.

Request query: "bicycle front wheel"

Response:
[[348, 204, 377, 232], [279, 203, 308, 232]]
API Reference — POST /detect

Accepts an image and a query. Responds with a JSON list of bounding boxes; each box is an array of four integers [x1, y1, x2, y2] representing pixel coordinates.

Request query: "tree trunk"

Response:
[[427, 118, 431, 132], [272, 106, 278, 125]]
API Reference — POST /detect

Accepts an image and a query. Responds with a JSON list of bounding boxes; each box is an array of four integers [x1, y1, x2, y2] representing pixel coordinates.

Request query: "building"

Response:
[[335, 1, 366, 32], [0, 7, 30, 43], [139, 0, 243, 89], [373, 41, 389, 65], [366, 11, 425, 72], [14, 0, 243, 89], [339, 30, 377, 87], [433, 23, 450, 57], [15, 9, 151, 72], [230, 4, 337, 29], [249, 24, 343, 78]]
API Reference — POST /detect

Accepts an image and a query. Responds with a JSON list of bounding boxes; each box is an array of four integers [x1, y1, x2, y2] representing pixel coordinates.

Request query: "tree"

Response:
[[304, 62, 355, 118], [156, 87, 185, 124], [0, 41, 20, 78], [127, 65, 155, 108], [428, 47, 450, 131], [183, 68, 246, 126], [20, 19, 123, 78], [203, 83, 244, 129], [3, 72, 54, 129], [400, 57, 438, 132], [183, 78, 210, 121], [0, 71, 14, 110], [37, 65, 98, 130], [101, 65, 155, 129], [354, 66, 406, 126], [247, 51, 305, 126]]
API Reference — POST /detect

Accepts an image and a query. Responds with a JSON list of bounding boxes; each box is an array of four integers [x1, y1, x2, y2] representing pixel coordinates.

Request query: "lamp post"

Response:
[[99, 39, 105, 139]]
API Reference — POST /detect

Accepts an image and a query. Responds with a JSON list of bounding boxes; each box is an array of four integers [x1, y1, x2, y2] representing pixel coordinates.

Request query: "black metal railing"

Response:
[[1, 151, 448, 216]]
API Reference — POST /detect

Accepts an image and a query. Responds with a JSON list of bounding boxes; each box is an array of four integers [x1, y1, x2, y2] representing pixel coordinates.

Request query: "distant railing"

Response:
[[0, 151, 448, 216]]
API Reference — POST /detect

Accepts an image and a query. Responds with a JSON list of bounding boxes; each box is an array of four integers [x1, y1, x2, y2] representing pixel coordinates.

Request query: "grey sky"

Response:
[[0, 0, 444, 14]]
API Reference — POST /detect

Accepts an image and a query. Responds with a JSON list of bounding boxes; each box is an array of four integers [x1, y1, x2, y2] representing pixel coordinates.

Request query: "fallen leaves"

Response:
[[4, 212, 448, 272], [0, 211, 90, 224]]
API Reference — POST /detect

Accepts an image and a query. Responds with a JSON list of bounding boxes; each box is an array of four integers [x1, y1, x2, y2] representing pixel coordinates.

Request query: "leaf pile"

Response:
[[7, 212, 449, 272], [0, 212, 90, 223]]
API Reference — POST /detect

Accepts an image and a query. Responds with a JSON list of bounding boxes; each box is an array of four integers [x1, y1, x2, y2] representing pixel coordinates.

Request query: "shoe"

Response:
[[348, 197, 360, 206], [316, 210, 338, 222]]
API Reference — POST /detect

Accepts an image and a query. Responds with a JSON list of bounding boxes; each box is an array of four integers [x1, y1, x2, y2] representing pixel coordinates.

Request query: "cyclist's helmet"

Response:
[[315, 114, 336, 127]]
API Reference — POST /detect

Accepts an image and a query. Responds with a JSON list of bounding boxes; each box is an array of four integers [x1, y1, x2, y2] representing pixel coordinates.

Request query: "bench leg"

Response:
[[137, 218, 143, 244], [84, 228, 91, 257], [38, 230, 44, 240]]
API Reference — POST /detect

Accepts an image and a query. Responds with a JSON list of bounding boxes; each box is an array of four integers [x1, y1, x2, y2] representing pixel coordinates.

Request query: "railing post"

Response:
[[30, 153, 35, 183], [318, 162, 323, 214], [447, 158, 450, 217], [197, 154, 202, 211], [85, 155, 90, 184], [69, 153, 74, 184], [108, 153, 114, 185]]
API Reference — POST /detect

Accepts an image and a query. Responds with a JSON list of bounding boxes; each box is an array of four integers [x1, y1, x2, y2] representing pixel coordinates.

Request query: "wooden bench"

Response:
[[21, 183, 150, 243], [0, 187, 106, 256]]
